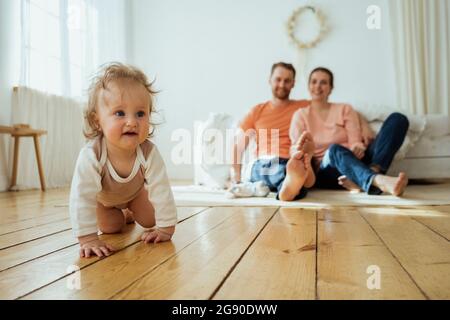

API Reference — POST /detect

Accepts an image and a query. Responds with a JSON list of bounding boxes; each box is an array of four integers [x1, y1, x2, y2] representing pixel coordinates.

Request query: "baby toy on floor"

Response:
[[226, 181, 270, 199]]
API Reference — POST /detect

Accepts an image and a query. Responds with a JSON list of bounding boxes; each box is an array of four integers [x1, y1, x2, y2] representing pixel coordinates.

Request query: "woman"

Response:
[[289, 67, 409, 196]]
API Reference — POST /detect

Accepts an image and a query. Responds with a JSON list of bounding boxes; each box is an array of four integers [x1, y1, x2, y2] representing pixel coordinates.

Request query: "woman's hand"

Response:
[[294, 131, 315, 154], [351, 143, 366, 159], [79, 237, 115, 258], [141, 226, 175, 244], [361, 122, 375, 147]]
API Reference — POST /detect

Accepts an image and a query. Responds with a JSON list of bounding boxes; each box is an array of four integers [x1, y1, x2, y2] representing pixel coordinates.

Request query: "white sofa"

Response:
[[194, 112, 450, 188], [341, 109, 450, 180], [388, 127, 450, 179]]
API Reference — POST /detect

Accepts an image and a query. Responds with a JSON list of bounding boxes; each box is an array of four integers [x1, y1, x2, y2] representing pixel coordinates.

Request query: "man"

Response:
[[231, 62, 315, 201]]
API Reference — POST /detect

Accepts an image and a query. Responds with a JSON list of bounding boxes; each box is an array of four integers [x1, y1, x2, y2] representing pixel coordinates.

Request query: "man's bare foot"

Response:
[[337, 175, 361, 193], [279, 151, 308, 201], [295, 131, 315, 154], [373, 172, 408, 196], [123, 209, 135, 224]]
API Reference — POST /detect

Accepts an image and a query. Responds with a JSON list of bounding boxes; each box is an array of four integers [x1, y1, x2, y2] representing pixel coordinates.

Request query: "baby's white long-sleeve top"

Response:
[[69, 137, 177, 238]]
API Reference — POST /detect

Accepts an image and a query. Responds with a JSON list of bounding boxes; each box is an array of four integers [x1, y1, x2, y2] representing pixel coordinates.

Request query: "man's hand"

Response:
[[231, 165, 241, 184], [141, 226, 175, 244], [231, 129, 251, 185]]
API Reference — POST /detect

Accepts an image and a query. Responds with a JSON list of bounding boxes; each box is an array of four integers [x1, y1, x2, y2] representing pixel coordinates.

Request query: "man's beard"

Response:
[[273, 88, 290, 100]]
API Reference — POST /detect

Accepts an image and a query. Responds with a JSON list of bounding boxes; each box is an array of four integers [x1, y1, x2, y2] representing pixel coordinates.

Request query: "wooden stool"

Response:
[[0, 124, 47, 191]]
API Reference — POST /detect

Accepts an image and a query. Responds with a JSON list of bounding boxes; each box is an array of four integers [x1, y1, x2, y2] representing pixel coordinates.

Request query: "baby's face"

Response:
[[96, 79, 151, 153]]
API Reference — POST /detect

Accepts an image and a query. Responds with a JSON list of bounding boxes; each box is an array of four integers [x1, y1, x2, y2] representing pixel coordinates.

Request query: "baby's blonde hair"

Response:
[[84, 62, 157, 139]]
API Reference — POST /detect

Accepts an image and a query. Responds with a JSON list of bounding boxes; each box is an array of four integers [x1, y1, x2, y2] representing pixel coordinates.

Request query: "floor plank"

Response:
[[361, 208, 450, 299], [360, 206, 450, 217], [317, 208, 425, 300], [0, 190, 68, 211], [359, 206, 450, 240], [0, 224, 144, 300], [21, 207, 239, 299], [0, 206, 205, 300], [0, 205, 67, 225], [1, 187, 449, 300], [0, 211, 68, 236], [0, 219, 72, 250], [176, 207, 208, 222], [0, 230, 75, 272], [412, 215, 450, 241], [213, 208, 316, 300], [0, 207, 206, 274], [113, 207, 277, 299]]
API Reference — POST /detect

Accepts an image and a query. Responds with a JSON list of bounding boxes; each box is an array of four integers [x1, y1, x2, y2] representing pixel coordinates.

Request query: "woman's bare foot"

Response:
[[337, 175, 361, 193], [122, 209, 135, 224], [279, 151, 308, 201], [373, 172, 408, 196]]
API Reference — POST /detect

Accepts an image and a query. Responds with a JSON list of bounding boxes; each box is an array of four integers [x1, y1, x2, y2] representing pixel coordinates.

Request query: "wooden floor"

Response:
[[0, 188, 449, 300]]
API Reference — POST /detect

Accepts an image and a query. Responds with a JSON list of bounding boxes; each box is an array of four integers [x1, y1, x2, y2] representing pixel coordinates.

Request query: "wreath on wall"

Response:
[[287, 6, 327, 49]]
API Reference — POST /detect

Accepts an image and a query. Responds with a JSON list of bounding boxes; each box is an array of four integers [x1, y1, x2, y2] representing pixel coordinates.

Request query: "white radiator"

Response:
[[9, 86, 85, 190]]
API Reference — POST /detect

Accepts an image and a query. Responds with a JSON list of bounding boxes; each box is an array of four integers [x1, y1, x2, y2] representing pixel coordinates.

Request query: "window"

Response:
[[21, 0, 98, 99]]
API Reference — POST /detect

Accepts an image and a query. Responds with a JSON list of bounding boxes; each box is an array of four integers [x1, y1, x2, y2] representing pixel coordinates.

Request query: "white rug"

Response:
[[172, 183, 450, 208]]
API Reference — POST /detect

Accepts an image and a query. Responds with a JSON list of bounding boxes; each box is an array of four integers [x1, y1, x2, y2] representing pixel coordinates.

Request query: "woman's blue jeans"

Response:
[[315, 112, 409, 194]]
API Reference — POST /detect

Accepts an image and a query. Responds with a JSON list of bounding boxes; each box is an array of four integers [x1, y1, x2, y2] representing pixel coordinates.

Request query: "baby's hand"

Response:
[[141, 227, 174, 244], [79, 239, 115, 258]]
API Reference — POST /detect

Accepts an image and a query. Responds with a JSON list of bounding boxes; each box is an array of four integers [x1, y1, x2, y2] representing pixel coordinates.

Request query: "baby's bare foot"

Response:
[[373, 172, 408, 196], [123, 209, 135, 224], [338, 175, 361, 193], [279, 151, 307, 201]]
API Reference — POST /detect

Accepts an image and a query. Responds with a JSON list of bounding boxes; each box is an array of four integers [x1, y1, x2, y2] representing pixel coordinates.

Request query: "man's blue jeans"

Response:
[[315, 112, 409, 194], [250, 157, 308, 200]]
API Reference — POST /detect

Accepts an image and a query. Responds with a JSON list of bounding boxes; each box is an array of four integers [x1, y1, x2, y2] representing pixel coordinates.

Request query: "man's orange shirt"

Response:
[[239, 100, 309, 159]]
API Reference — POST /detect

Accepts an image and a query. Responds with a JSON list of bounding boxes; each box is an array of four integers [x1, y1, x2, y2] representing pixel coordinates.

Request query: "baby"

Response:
[[69, 62, 177, 258]]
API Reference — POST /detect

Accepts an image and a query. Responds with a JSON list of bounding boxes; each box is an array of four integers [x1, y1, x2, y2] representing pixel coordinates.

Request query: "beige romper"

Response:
[[93, 137, 153, 209]]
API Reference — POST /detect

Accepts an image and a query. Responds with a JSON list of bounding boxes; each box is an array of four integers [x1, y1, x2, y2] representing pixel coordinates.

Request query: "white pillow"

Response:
[[422, 114, 450, 138], [194, 113, 235, 188]]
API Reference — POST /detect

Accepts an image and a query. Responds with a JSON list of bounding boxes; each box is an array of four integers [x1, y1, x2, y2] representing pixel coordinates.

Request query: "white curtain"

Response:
[[20, 0, 129, 99], [389, 0, 450, 116]]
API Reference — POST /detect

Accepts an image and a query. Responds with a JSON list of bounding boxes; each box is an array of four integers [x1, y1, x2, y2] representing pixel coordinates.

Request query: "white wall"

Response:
[[0, 0, 399, 188], [0, 0, 21, 190], [130, 0, 398, 180]]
